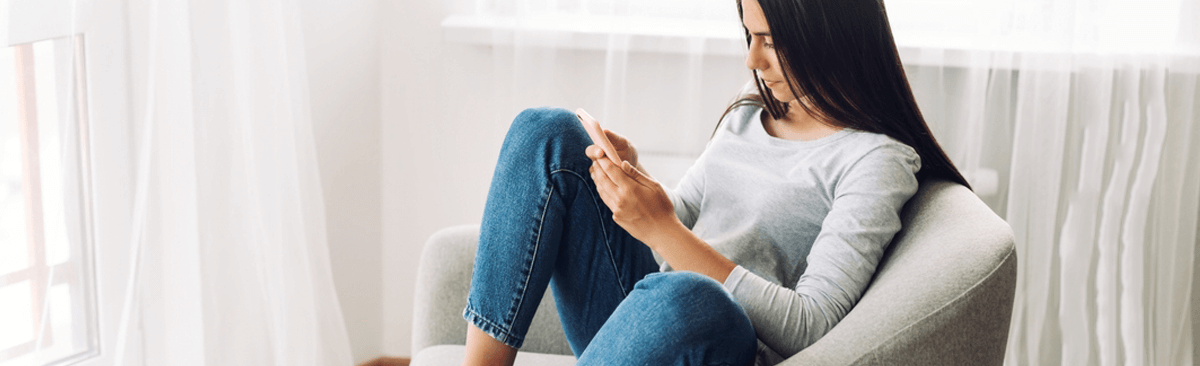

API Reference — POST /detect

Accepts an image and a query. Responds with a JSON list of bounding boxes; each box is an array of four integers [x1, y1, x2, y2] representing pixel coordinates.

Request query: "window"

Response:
[[443, 0, 746, 55], [0, 35, 98, 366]]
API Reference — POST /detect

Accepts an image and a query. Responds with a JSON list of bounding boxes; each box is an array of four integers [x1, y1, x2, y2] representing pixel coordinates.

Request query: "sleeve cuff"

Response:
[[666, 187, 697, 229], [722, 265, 751, 294]]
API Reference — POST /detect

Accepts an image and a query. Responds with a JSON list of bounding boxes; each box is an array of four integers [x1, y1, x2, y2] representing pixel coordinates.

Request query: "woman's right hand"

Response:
[[586, 129, 639, 170]]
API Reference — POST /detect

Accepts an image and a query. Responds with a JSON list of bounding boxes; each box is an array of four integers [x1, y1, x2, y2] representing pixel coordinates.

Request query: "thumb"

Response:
[[605, 129, 631, 150]]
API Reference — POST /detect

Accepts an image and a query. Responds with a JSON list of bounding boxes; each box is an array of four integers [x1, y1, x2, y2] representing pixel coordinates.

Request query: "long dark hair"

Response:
[[723, 0, 970, 189]]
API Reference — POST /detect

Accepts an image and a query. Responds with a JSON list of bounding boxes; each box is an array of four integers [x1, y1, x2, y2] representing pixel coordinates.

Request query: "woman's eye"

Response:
[[764, 42, 775, 49]]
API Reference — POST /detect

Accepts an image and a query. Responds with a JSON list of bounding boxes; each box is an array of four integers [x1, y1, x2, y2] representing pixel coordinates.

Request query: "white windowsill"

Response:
[[441, 14, 748, 56], [437, 14, 1022, 66], [442, 13, 1200, 69]]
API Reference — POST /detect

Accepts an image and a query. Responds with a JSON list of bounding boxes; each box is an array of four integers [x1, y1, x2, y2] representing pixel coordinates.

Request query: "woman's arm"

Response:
[[723, 144, 920, 356], [589, 156, 736, 282], [635, 214, 737, 283]]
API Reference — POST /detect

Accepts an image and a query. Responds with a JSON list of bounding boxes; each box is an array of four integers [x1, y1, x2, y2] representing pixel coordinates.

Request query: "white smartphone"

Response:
[[575, 108, 623, 165]]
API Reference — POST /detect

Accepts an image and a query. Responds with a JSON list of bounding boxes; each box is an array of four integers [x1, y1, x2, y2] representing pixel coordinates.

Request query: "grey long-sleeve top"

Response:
[[665, 104, 920, 364]]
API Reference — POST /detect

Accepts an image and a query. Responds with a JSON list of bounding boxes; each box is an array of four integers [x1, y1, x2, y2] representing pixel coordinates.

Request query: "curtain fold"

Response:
[[113, 0, 352, 364]]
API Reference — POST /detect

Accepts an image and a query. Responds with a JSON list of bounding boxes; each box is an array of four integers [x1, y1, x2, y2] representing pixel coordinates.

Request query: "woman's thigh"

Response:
[[576, 272, 758, 366]]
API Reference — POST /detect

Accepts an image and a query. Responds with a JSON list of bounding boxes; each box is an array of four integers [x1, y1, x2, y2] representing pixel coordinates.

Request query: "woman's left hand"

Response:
[[589, 157, 679, 247]]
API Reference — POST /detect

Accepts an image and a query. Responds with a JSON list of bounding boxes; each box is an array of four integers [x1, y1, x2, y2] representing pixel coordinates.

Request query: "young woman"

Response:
[[460, 0, 970, 365]]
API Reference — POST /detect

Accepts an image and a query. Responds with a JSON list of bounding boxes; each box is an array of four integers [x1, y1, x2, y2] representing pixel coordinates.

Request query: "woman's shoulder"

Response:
[[715, 101, 764, 138], [841, 129, 915, 153], [836, 130, 922, 173]]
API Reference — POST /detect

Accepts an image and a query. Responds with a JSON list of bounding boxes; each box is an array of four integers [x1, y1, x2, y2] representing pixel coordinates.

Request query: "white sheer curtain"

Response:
[[475, 0, 1200, 365], [470, 0, 746, 187], [113, 0, 352, 365], [888, 0, 1199, 364]]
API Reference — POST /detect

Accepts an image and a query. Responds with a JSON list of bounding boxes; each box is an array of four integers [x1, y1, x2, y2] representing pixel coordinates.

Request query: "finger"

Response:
[[606, 130, 637, 158], [591, 161, 614, 191], [585, 145, 605, 160], [603, 129, 625, 149], [591, 161, 618, 204], [620, 161, 650, 186], [598, 157, 636, 188]]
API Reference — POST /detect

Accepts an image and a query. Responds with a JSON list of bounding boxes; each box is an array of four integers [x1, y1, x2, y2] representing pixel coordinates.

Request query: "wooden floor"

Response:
[[359, 357, 410, 366]]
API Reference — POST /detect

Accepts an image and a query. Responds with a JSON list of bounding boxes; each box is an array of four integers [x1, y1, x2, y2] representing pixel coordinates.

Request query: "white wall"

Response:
[[378, 1, 751, 357], [380, 0, 501, 356], [298, 0, 382, 363]]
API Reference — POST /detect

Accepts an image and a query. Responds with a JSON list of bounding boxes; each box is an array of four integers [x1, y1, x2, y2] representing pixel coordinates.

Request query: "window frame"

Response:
[[1, 33, 100, 366], [4, 0, 133, 365]]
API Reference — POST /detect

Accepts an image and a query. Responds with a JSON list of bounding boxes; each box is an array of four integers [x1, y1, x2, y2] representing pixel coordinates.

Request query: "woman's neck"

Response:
[[762, 100, 843, 141]]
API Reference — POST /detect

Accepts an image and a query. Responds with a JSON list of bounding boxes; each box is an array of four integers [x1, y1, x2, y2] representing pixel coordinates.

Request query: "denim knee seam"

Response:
[[503, 179, 556, 337], [554, 168, 633, 298]]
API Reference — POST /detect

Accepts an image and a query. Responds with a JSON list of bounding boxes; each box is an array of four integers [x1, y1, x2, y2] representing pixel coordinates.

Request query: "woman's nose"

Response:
[[745, 44, 766, 71]]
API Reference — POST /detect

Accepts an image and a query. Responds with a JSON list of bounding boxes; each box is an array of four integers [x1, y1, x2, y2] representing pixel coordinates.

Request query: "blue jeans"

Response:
[[463, 107, 757, 366]]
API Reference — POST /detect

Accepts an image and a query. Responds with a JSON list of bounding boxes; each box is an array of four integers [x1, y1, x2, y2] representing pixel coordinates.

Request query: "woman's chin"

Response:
[[766, 86, 795, 103], [771, 93, 797, 104]]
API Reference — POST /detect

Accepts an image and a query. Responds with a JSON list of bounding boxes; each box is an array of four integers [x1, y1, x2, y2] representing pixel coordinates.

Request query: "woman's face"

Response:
[[741, 0, 796, 104]]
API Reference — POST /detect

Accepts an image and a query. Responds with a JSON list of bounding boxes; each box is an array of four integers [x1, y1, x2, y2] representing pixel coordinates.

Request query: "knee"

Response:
[[627, 272, 757, 358], [634, 272, 754, 333], [636, 272, 728, 302], [506, 107, 588, 149], [513, 107, 576, 129]]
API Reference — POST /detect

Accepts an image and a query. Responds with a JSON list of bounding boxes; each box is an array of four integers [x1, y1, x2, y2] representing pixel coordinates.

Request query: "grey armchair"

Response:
[[410, 180, 1016, 365]]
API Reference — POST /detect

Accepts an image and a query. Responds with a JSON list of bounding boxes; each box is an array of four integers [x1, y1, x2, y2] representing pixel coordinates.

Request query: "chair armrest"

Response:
[[411, 225, 573, 356], [780, 180, 1016, 365], [411, 225, 480, 353]]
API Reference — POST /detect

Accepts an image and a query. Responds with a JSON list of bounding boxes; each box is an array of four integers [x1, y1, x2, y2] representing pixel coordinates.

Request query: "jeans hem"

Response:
[[463, 305, 525, 349]]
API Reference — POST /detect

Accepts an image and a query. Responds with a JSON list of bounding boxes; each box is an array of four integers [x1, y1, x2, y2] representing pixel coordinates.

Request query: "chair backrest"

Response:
[[780, 180, 1017, 365]]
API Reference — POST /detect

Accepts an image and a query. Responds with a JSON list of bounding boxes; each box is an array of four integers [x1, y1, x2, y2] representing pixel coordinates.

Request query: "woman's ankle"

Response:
[[462, 324, 518, 366]]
